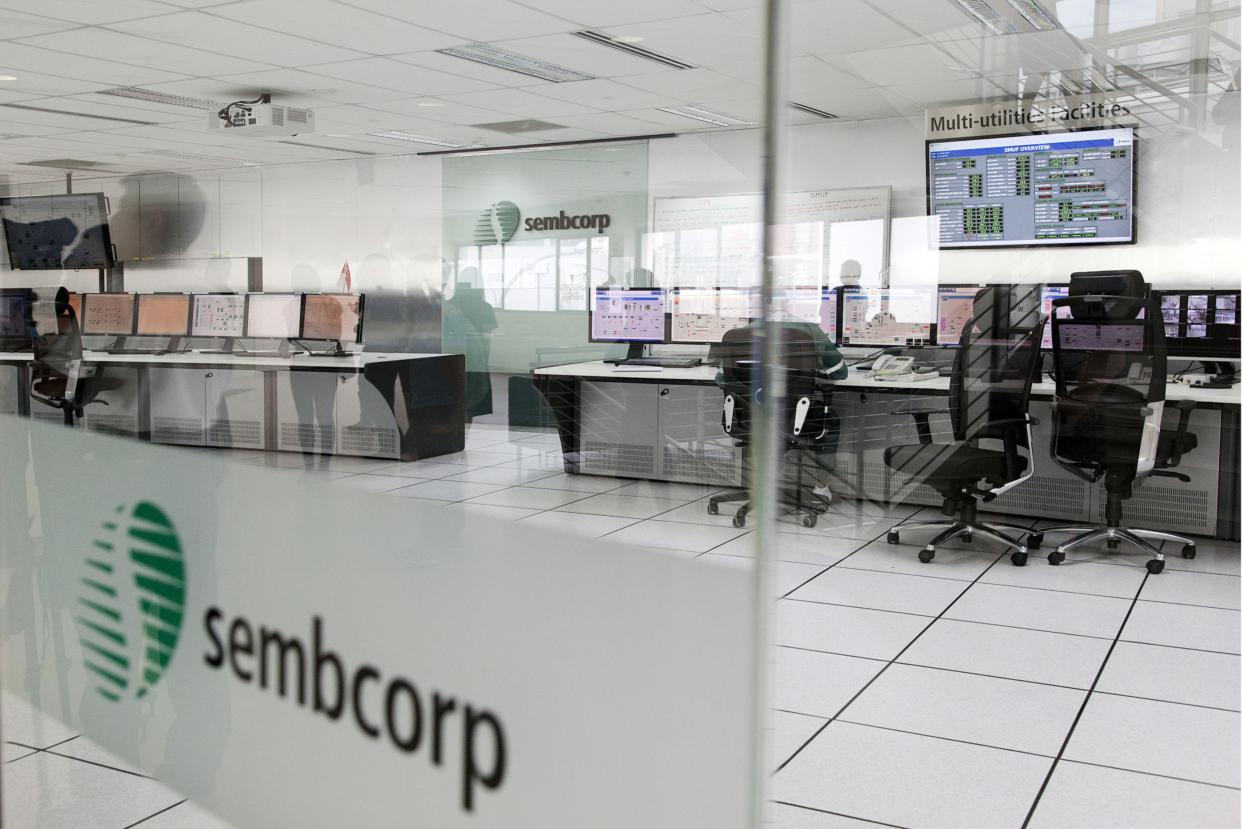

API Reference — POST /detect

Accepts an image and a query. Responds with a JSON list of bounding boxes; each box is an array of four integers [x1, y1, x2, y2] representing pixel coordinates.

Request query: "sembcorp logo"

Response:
[[76, 502, 186, 702], [473, 200, 521, 245]]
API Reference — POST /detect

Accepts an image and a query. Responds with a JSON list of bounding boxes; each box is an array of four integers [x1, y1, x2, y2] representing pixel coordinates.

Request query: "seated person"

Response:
[[714, 320, 848, 500]]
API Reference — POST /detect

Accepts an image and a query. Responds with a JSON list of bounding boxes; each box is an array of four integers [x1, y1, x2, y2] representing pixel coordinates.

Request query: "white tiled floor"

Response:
[[4, 423, 1239, 828]]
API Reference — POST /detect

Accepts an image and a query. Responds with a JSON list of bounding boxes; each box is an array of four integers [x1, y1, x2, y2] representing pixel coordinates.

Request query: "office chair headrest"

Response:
[[1068, 270, 1147, 320]]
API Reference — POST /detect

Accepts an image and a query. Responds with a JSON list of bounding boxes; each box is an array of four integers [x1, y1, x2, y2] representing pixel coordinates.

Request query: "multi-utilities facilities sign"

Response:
[[1, 420, 754, 828], [927, 95, 1137, 139]]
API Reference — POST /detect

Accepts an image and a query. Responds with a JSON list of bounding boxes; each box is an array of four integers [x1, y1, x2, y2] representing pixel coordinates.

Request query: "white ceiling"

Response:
[[0, 0, 1235, 182]]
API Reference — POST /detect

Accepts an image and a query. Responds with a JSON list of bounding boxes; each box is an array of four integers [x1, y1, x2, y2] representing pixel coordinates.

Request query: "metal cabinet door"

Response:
[[149, 367, 207, 446], [579, 380, 660, 478], [275, 370, 338, 454], [333, 373, 400, 459], [205, 368, 266, 449], [655, 384, 741, 485]]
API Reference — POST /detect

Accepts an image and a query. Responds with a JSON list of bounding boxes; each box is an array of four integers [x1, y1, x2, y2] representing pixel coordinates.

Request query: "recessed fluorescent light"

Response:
[[97, 86, 219, 110], [572, 31, 695, 70], [416, 101, 445, 107], [657, 105, 754, 127], [0, 76, 16, 82], [436, 44, 593, 83], [325, 133, 349, 137], [612, 35, 644, 44], [789, 102, 837, 120], [951, 0, 1017, 34], [367, 130, 467, 148], [1006, 0, 1059, 30]]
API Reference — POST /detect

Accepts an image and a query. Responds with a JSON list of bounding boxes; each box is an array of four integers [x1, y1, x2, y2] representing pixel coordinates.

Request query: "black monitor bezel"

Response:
[[588, 287, 670, 345], [0, 192, 116, 270], [243, 292, 304, 340], [925, 126, 1138, 251], [135, 292, 193, 337], [1153, 288, 1241, 358], [301, 293, 365, 344], [81, 292, 136, 336]]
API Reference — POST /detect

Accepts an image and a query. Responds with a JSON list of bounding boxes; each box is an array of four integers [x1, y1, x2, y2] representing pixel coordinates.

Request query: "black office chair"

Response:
[[1027, 284, 1198, 574], [884, 286, 1045, 566], [706, 325, 838, 529], [27, 299, 120, 426]]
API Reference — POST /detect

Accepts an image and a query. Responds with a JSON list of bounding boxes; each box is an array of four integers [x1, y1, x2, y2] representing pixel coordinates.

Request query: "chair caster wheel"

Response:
[[801, 514, 817, 528], [732, 514, 746, 529], [961, 532, 973, 543], [707, 502, 719, 515], [1027, 533, 1043, 550], [918, 548, 935, 563], [1181, 544, 1196, 560], [1107, 538, 1120, 550], [1146, 559, 1165, 575], [1011, 551, 1028, 567], [887, 531, 900, 545], [1047, 551, 1065, 565]]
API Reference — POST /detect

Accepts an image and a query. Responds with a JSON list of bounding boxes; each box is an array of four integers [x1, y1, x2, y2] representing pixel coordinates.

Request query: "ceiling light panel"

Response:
[[436, 44, 595, 83], [1006, 0, 1059, 31], [97, 87, 218, 110], [366, 130, 469, 148], [950, 0, 1061, 34], [657, 104, 754, 126]]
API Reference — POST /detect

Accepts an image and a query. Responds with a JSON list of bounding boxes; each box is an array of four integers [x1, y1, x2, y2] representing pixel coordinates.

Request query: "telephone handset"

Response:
[[872, 354, 915, 380]]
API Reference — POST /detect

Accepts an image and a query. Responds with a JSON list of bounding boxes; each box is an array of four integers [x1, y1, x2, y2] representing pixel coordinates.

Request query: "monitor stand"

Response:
[[99, 335, 169, 356], [195, 337, 237, 355], [604, 343, 701, 369], [291, 338, 348, 357]]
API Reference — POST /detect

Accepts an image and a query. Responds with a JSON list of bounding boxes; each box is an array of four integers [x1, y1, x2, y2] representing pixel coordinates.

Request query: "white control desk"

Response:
[[1, 350, 465, 461], [532, 360, 1240, 540]]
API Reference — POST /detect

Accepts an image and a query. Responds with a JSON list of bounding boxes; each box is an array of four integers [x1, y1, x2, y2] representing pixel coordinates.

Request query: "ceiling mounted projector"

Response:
[[208, 94, 314, 138]]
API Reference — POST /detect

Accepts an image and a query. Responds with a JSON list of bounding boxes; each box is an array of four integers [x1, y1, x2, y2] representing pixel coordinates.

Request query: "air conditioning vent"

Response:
[[471, 119, 566, 134]]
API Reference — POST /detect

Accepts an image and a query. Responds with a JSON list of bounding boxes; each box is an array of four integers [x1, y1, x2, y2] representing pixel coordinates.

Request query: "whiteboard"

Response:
[[650, 186, 891, 288]]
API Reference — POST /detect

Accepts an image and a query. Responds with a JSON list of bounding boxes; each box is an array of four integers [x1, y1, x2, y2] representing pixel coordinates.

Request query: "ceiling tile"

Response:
[[827, 42, 983, 86], [862, 0, 979, 40], [362, 98, 516, 126], [300, 57, 497, 96], [0, 69, 130, 98], [17, 28, 275, 76], [517, 78, 675, 110], [513, 0, 709, 28], [0, 117, 78, 136], [543, 110, 674, 134], [0, 8, 79, 38], [731, 0, 915, 55], [0, 42, 189, 86], [0, 0, 174, 24], [488, 33, 673, 78], [0, 104, 159, 130], [190, 69, 412, 106], [787, 55, 874, 102], [785, 85, 916, 120], [603, 13, 759, 69], [22, 96, 196, 124], [885, 76, 1008, 106], [434, 87, 598, 118], [390, 51, 551, 88], [336, 0, 578, 41], [618, 66, 761, 102], [111, 11, 367, 67], [212, 0, 465, 56]]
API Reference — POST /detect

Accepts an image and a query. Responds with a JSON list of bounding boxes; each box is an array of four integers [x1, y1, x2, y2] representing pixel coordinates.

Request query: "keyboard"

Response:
[[613, 357, 702, 368]]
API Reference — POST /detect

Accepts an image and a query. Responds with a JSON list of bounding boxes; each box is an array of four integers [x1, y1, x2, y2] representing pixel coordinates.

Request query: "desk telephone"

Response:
[[871, 354, 938, 382]]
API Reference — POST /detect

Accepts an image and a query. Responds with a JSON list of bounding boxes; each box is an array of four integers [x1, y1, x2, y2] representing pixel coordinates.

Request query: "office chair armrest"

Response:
[[1163, 399, 1196, 468]]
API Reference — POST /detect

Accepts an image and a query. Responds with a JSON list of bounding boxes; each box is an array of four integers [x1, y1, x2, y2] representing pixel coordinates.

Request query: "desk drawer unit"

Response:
[[333, 374, 400, 459], [0, 364, 20, 416], [82, 368, 142, 439], [578, 381, 659, 478], [657, 384, 741, 486], [205, 369, 266, 450], [149, 367, 207, 446]]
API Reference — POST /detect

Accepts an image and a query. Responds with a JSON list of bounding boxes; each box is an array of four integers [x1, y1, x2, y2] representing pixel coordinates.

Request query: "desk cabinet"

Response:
[[83, 368, 142, 439], [0, 364, 20, 416], [275, 372, 401, 460], [150, 368, 267, 449]]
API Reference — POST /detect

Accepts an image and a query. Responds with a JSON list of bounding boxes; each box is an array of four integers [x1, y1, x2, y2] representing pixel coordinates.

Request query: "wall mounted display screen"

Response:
[[839, 288, 935, 346], [936, 285, 984, 346], [191, 294, 246, 338], [1155, 290, 1241, 357], [670, 288, 750, 344], [590, 288, 666, 343], [244, 294, 302, 339], [928, 127, 1135, 248], [303, 294, 365, 343], [0, 193, 114, 269], [136, 294, 191, 336], [81, 293, 135, 336]]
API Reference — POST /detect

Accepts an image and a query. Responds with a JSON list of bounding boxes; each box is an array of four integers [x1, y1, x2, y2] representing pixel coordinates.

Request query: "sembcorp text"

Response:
[[203, 609, 507, 812]]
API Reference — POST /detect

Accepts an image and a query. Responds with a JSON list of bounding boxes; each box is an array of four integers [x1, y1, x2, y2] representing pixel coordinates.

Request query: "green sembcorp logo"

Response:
[[76, 501, 186, 702]]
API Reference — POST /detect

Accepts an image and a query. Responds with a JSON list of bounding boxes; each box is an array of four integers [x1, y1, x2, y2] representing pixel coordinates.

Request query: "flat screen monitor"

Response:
[[839, 287, 935, 346], [67, 292, 82, 323], [244, 293, 302, 339], [927, 126, 1136, 249], [589, 288, 667, 343], [1040, 284, 1070, 349], [774, 287, 822, 324], [81, 293, 135, 336], [302, 294, 365, 343], [819, 288, 838, 343], [0, 193, 114, 269], [136, 294, 191, 336], [191, 294, 246, 338], [1055, 321, 1146, 352], [936, 285, 985, 346], [669, 287, 750, 344], [0, 289, 30, 340], [1154, 289, 1241, 358]]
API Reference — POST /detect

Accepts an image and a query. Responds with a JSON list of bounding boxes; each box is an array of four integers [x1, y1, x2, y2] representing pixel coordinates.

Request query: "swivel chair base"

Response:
[[1027, 525, 1196, 574], [886, 518, 1033, 566], [707, 451, 830, 529]]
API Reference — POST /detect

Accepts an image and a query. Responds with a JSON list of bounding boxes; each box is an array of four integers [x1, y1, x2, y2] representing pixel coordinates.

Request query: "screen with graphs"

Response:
[[928, 127, 1135, 248]]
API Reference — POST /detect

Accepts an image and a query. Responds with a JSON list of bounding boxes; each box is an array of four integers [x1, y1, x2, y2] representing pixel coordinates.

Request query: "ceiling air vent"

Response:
[[20, 159, 112, 170], [98, 87, 219, 110], [471, 119, 566, 134], [572, 31, 695, 70], [790, 102, 838, 120], [1, 102, 156, 126]]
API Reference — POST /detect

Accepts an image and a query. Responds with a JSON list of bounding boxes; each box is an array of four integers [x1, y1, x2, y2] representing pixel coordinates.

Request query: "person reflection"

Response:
[[293, 295, 340, 463], [445, 268, 497, 420], [114, 172, 207, 259]]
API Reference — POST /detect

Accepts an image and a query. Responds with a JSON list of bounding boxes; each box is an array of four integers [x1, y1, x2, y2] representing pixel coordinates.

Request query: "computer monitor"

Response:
[[0, 193, 114, 269], [819, 288, 838, 343], [1154, 289, 1241, 358], [302, 294, 365, 343], [669, 287, 750, 344], [0, 289, 32, 348], [81, 293, 135, 336], [839, 287, 935, 347], [244, 293, 302, 339], [589, 288, 667, 343], [1055, 321, 1147, 352], [936, 285, 985, 346], [136, 294, 191, 337], [927, 126, 1136, 249], [1040, 284, 1070, 349], [191, 294, 246, 338]]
